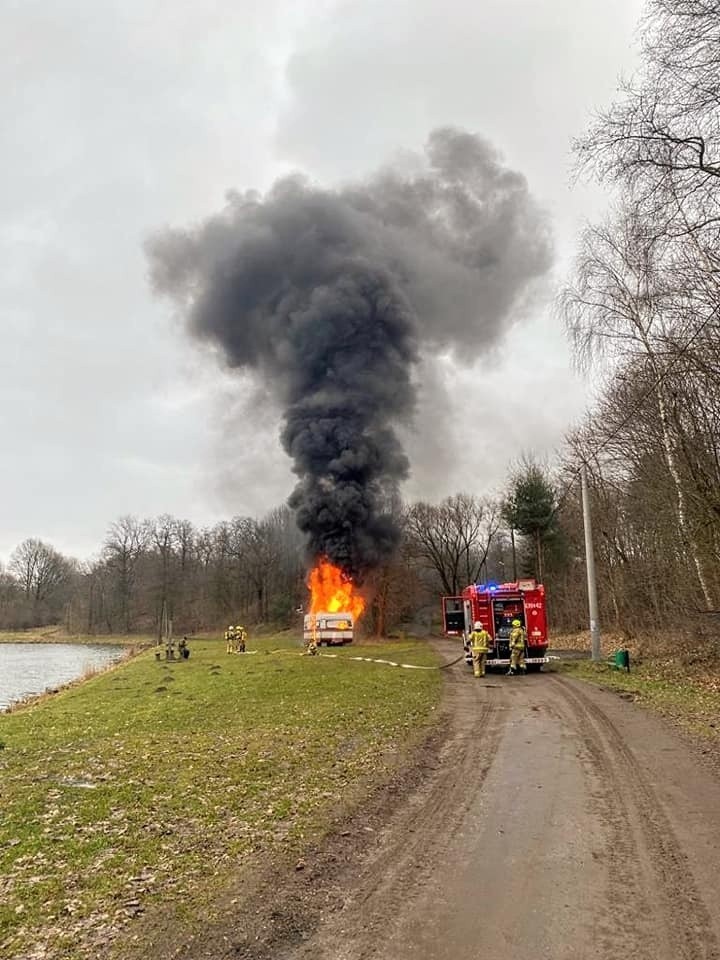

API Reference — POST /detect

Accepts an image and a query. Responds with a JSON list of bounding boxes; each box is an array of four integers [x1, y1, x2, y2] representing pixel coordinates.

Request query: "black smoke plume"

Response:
[[147, 128, 552, 578]]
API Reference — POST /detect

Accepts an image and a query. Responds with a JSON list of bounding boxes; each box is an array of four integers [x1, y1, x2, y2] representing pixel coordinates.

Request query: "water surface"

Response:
[[0, 643, 126, 710]]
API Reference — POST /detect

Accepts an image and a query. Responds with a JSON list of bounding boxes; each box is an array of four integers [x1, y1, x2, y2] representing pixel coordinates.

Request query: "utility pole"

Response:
[[580, 463, 601, 661]]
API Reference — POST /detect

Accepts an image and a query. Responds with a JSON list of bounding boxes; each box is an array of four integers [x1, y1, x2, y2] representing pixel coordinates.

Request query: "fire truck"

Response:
[[442, 579, 549, 671]]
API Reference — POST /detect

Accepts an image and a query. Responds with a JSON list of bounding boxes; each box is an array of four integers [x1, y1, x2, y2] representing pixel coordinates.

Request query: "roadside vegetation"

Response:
[[559, 653, 720, 744], [0, 634, 440, 960], [553, 626, 720, 741]]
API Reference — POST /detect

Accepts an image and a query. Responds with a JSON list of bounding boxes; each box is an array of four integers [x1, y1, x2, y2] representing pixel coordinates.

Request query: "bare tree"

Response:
[[405, 493, 500, 596], [0, 563, 22, 627], [9, 538, 73, 612], [229, 516, 281, 622], [103, 516, 150, 632], [576, 0, 720, 248], [561, 206, 715, 607], [149, 514, 180, 633]]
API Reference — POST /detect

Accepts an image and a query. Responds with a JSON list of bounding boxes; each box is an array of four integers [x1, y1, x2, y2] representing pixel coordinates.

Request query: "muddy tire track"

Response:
[[549, 676, 719, 960]]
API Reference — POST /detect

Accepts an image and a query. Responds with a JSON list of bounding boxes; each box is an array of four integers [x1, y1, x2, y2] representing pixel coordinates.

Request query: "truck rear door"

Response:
[[442, 597, 465, 636]]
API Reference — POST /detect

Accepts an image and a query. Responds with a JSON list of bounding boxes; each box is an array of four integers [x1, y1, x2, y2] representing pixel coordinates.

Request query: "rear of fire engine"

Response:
[[442, 580, 549, 671]]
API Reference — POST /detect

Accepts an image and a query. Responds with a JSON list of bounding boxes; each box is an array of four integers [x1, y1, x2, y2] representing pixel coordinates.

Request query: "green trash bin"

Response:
[[613, 649, 630, 672]]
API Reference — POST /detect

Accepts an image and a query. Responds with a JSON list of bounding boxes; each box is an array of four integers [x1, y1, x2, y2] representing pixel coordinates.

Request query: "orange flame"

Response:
[[308, 559, 366, 620]]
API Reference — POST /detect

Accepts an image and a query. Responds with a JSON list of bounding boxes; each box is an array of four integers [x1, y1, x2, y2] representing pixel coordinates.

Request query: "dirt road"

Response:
[[167, 644, 720, 960]]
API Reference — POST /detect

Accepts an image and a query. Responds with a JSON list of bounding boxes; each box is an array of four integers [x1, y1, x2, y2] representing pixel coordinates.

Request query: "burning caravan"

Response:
[[304, 559, 364, 646], [303, 612, 354, 646]]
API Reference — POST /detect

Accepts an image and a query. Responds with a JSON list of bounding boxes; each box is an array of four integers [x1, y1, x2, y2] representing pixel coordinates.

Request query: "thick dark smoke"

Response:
[[147, 127, 552, 578]]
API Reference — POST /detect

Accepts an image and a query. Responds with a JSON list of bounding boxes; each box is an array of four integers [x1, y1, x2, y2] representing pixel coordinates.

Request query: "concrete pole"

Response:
[[581, 463, 602, 661]]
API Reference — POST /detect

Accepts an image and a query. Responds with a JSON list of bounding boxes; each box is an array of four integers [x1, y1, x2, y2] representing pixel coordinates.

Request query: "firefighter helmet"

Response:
[[473, 621, 482, 630], [512, 619, 521, 627], [228, 625, 233, 631]]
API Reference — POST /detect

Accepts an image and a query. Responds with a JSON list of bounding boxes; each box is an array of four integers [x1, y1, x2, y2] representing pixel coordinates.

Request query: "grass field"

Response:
[[0, 634, 441, 959]]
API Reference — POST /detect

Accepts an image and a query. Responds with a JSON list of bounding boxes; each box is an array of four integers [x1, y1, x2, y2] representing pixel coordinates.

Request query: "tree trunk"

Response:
[[656, 388, 714, 609], [374, 590, 387, 638], [535, 529, 544, 581]]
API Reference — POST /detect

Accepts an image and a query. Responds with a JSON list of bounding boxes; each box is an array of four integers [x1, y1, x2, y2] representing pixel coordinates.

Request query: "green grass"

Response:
[[0, 634, 440, 958], [559, 659, 720, 740]]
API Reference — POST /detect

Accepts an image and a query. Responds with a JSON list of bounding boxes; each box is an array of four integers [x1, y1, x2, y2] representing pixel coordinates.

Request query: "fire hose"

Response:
[[231, 647, 466, 670], [317, 651, 467, 671]]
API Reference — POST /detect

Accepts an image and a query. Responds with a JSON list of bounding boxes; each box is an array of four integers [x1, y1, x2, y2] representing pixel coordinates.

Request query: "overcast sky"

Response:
[[2, 0, 645, 561]]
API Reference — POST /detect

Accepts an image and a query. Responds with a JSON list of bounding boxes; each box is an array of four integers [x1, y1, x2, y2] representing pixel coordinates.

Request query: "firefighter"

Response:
[[225, 625, 235, 654], [469, 621, 490, 678], [508, 619, 527, 675], [236, 625, 247, 653]]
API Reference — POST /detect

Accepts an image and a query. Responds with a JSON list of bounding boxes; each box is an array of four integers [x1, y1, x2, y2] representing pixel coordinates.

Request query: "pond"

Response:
[[0, 643, 127, 711]]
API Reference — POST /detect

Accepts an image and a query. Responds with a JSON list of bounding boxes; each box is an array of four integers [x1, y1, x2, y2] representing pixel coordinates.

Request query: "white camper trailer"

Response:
[[303, 612, 354, 646]]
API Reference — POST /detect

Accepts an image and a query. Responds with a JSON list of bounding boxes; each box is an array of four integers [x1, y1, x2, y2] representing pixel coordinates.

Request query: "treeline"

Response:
[[0, 489, 549, 636], [556, 0, 720, 634], [2, 424, 716, 640], [0, 510, 307, 635]]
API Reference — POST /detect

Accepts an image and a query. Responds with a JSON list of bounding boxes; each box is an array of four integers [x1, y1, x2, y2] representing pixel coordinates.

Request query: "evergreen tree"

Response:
[[502, 459, 558, 581]]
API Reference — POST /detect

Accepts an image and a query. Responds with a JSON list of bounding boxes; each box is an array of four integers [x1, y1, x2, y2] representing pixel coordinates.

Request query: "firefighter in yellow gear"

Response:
[[236, 626, 247, 653], [305, 636, 318, 656], [469, 621, 490, 678], [225, 625, 235, 654], [508, 620, 527, 675]]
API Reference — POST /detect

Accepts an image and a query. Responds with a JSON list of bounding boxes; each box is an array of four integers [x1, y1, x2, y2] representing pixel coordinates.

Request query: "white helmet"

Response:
[[473, 621, 482, 630]]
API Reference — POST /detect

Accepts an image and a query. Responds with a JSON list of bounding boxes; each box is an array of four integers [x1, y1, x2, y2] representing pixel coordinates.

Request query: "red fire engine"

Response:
[[442, 579, 549, 671]]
